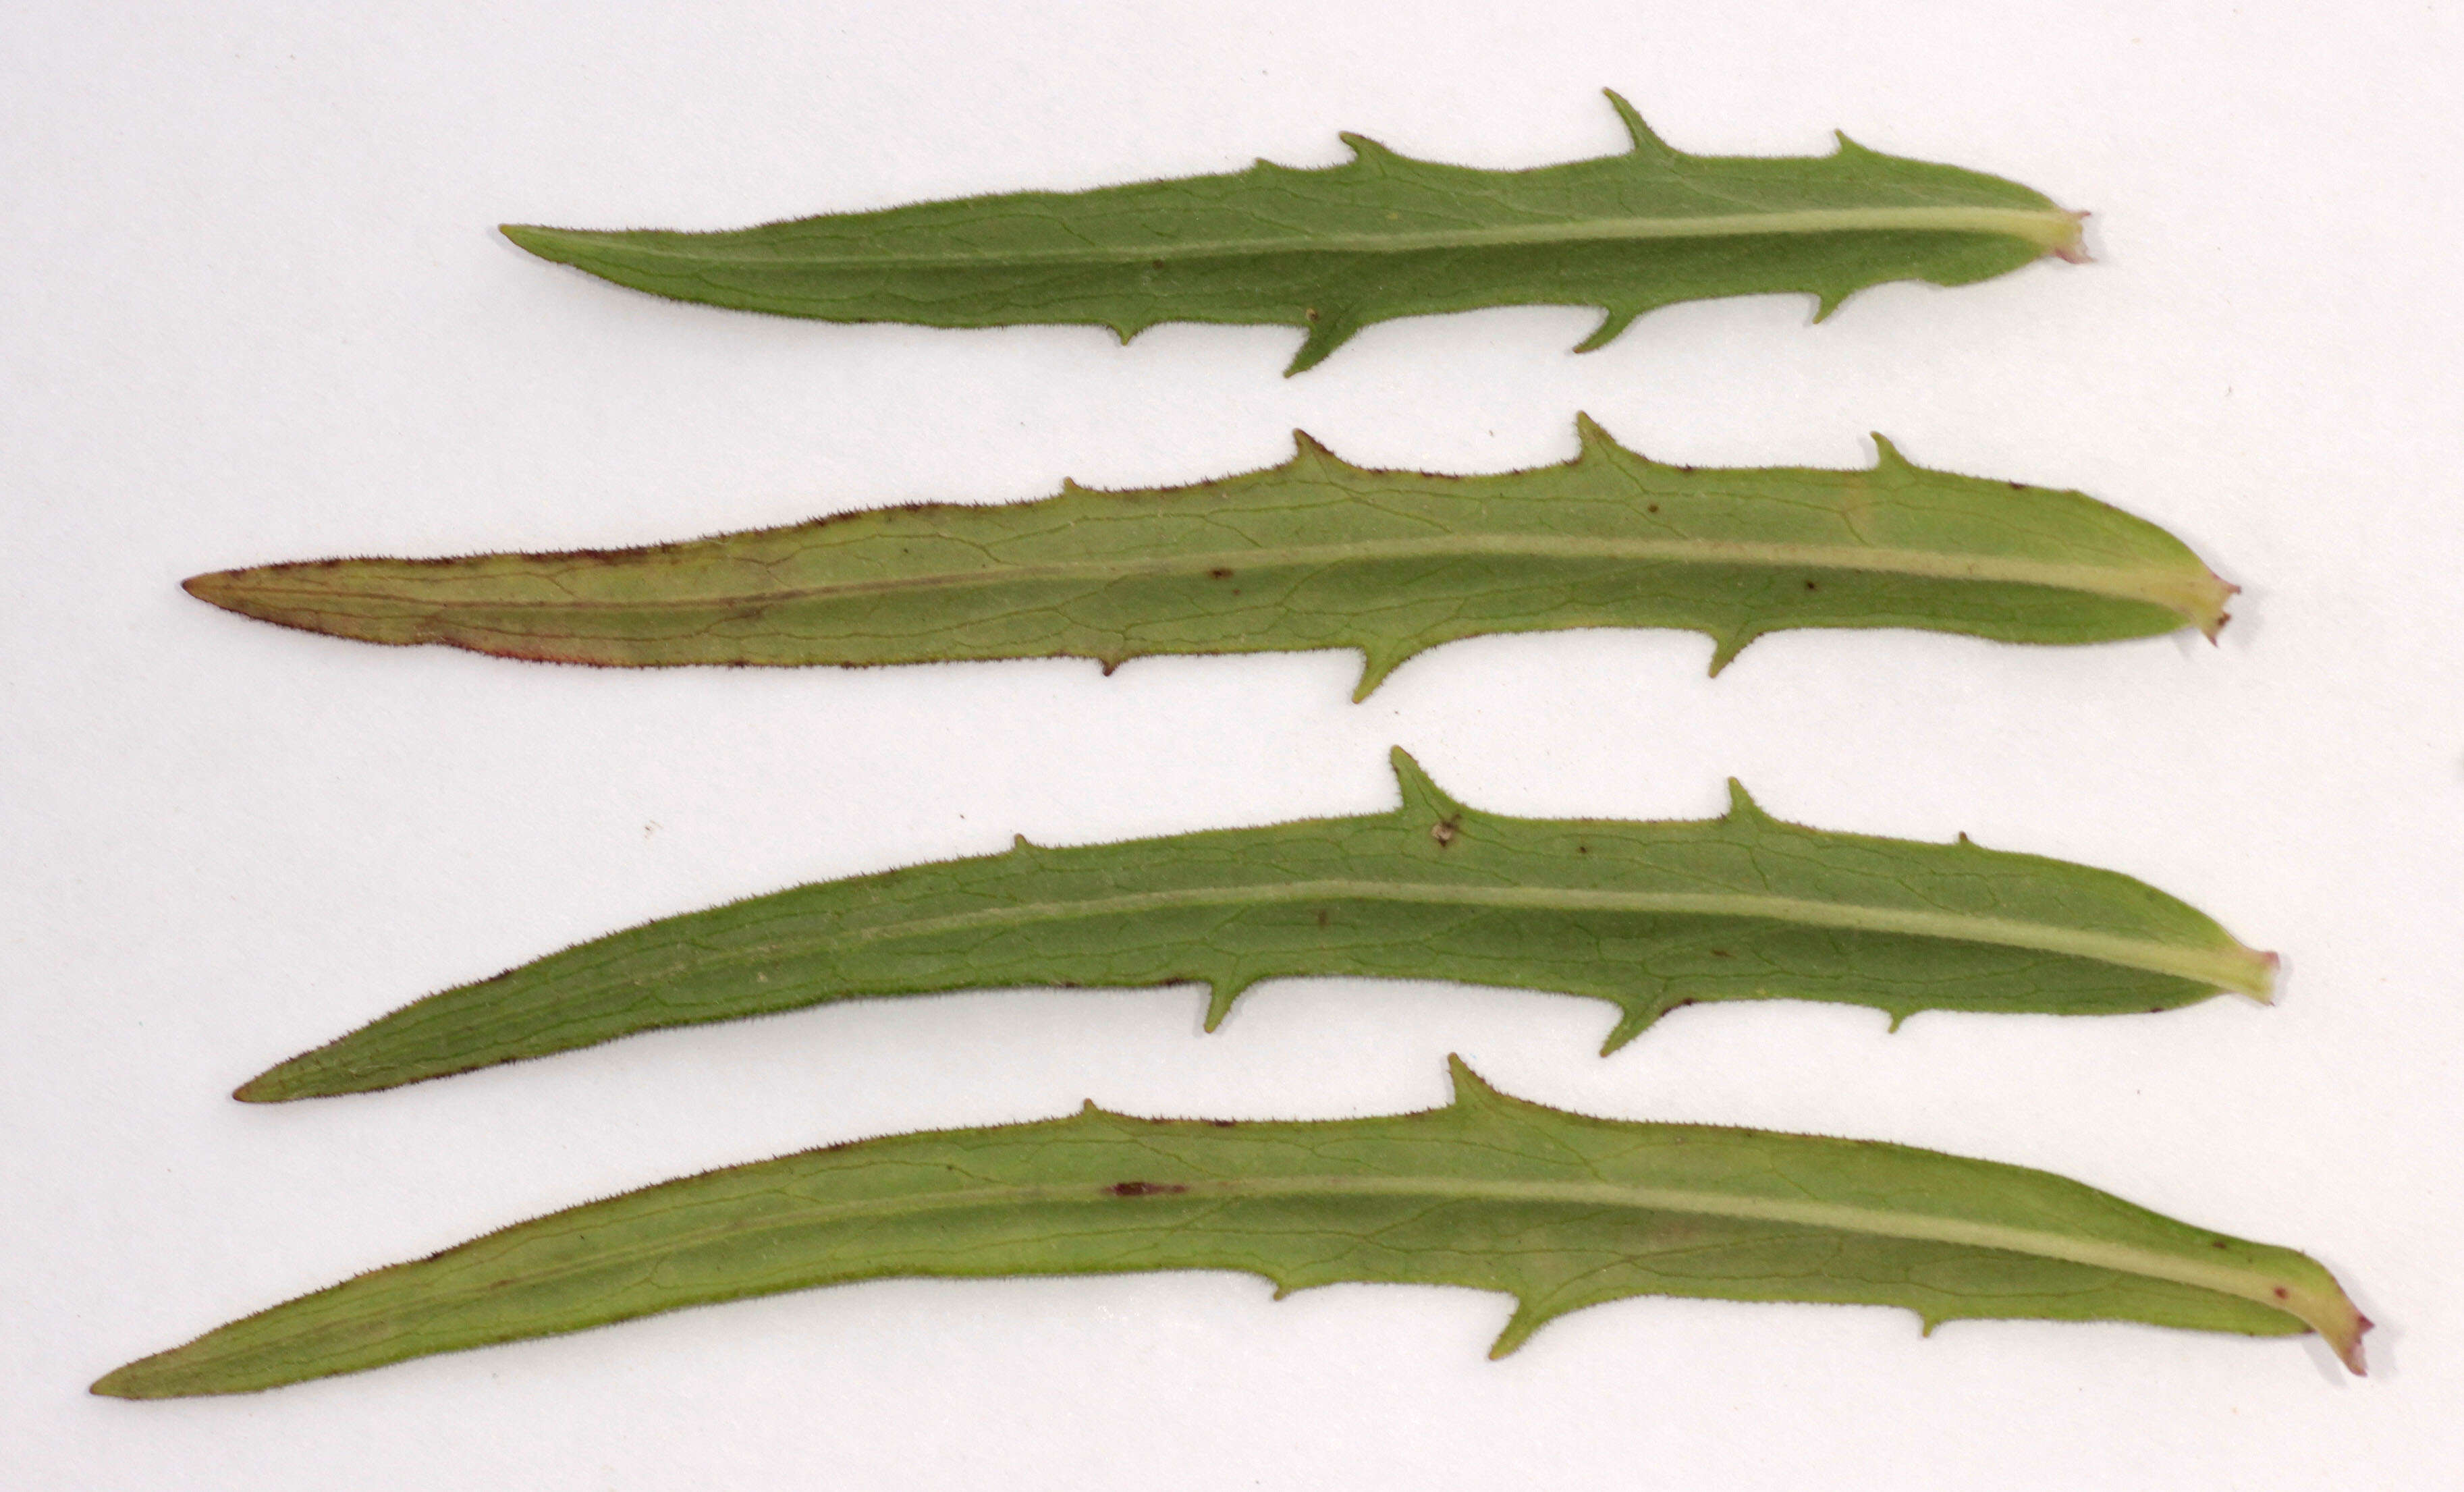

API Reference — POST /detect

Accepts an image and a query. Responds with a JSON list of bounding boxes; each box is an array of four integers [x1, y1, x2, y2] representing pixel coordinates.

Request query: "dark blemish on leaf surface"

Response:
[[1110, 1181, 1190, 1198], [1209, 568, 1233, 579], [1315, 909, 1330, 927], [2274, 1286, 2289, 1299], [1431, 818, 1460, 848]]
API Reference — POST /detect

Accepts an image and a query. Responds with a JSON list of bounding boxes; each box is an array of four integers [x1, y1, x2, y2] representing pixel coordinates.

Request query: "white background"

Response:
[[7, 2, 2461, 1486]]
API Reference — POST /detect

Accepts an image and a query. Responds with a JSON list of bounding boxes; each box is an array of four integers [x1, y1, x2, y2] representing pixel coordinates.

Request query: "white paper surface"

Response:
[[6, 2, 2459, 1485]]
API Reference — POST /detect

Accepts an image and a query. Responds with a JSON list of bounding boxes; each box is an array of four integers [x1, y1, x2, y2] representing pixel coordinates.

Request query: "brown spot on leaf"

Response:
[[2274, 1286, 2289, 1300], [1431, 818, 1460, 848], [1209, 567, 1233, 579], [1110, 1181, 1189, 1198]]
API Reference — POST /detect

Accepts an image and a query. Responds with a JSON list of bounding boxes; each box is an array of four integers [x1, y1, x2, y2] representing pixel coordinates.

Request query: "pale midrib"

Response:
[[553, 204, 2083, 266], [246, 534, 2216, 624], [828, 879, 2268, 994]]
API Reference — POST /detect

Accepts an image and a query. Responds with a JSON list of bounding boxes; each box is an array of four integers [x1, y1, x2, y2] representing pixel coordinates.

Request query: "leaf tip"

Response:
[[1869, 433, 1913, 472], [498, 223, 578, 263], [90, 1346, 219, 1400], [181, 569, 237, 608], [1203, 981, 1242, 1031], [232, 1059, 311, 1103]]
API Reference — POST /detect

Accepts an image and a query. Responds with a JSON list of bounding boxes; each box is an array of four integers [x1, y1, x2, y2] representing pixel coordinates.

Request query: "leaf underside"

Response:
[[238, 749, 2274, 1103], [95, 1057, 2367, 1398], [182, 420, 2233, 699], [499, 92, 2085, 374]]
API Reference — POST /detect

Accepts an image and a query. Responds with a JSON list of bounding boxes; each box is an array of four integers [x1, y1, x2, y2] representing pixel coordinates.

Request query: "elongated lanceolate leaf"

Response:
[[238, 750, 2273, 1101], [182, 421, 2231, 699], [97, 1057, 2366, 1397], [501, 92, 2085, 375]]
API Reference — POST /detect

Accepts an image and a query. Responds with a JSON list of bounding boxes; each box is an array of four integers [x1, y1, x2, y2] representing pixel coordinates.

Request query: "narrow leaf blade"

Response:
[[237, 749, 2274, 1101], [182, 422, 2232, 696], [500, 93, 2085, 373], [95, 1058, 2366, 1398]]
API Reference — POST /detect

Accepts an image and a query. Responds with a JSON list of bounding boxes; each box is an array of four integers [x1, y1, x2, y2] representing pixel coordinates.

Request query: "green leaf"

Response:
[[237, 749, 2273, 1102], [95, 1056, 2367, 1398], [499, 92, 2085, 375], [182, 421, 2230, 700]]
